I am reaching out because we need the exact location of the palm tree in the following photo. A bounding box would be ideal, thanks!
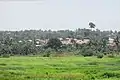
[89,22,95,30]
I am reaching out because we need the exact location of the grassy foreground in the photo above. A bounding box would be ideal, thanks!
[0,56,120,80]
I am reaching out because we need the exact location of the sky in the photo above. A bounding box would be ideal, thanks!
[0,0,120,31]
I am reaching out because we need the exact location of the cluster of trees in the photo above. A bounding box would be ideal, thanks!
[0,36,119,57]
[0,29,119,42]
[0,23,120,57]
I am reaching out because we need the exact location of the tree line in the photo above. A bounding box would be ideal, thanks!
[0,23,120,57]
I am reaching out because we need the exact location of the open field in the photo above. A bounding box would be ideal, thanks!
[0,56,120,80]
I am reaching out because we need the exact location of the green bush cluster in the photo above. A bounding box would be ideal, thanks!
[97,54,103,58]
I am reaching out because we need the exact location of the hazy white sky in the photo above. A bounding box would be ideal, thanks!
[0,0,120,31]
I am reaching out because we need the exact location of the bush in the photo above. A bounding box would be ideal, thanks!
[43,48,54,57]
[10,54,14,56]
[1,54,10,58]
[97,54,103,58]
[107,54,115,58]
[81,49,94,57]
[53,53,65,57]
[43,53,50,57]
[101,72,120,78]
[103,52,108,55]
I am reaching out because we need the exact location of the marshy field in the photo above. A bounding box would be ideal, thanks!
[0,56,120,80]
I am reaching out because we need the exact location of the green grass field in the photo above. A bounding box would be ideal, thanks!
[0,56,120,80]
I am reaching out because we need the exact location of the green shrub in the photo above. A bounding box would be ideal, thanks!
[1,54,10,58]
[101,72,120,78]
[97,54,103,58]
[107,54,115,58]
[81,49,94,57]
[10,54,14,56]
[43,53,50,57]
[103,52,108,55]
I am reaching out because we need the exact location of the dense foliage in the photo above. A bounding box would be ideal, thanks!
[0,28,120,57]
[47,38,62,51]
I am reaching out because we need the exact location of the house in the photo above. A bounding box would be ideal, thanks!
[107,37,116,46]
[76,39,90,44]
[28,40,32,42]
[108,37,114,44]
[18,40,22,43]
[60,38,90,45]
[35,39,48,46]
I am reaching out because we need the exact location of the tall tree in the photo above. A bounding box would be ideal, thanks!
[89,22,95,30]
[47,38,62,51]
